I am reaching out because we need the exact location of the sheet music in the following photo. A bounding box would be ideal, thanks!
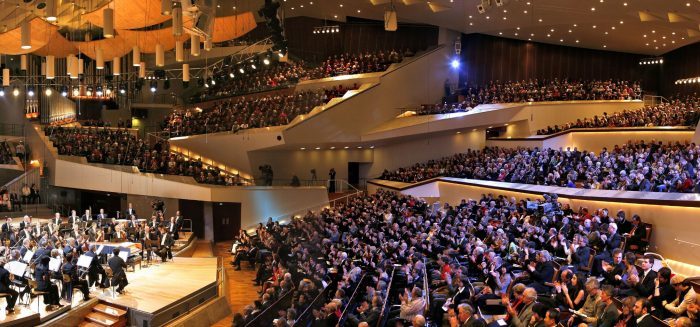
[77,254,92,268]
[22,250,34,263]
[6,261,27,277]
[97,245,105,255]
[118,250,129,261]
[496,319,507,326]
[49,257,61,272]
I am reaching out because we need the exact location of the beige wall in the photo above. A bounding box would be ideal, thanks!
[527,101,644,134]
[435,181,700,266]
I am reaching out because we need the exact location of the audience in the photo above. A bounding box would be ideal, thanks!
[419,79,642,116]
[230,190,698,327]
[165,85,356,137]
[380,140,700,193]
[537,97,700,135]
[0,141,15,165]
[45,126,247,186]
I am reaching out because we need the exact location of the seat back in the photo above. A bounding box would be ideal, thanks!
[642,225,652,242]
[580,249,596,272]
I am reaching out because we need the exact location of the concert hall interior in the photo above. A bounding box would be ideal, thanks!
[2,0,700,327]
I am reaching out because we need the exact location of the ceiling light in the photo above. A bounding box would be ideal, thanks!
[344,146,349,149]
[560,39,564,42]
[330,147,335,150]
[486,16,490,19]
[45,88,52,96]
[27,86,34,97]
[593,25,597,28]
[315,147,320,150]
[499,32,503,35]
[12,87,19,97]
[300,147,306,150]
[623,2,627,5]
[229,72,235,78]
[603,45,607,48]
[591,7,595,11]
[576,40,580,43]
[538,18,542,22]
[523,10,527,13]
[0,89,4,97]
[619,21,624,24]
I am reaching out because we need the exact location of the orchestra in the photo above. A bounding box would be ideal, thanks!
[0,200,184,316]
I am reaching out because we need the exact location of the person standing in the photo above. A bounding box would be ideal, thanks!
[328,168,336,193]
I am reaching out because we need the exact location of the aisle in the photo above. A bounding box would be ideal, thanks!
[211,242,259,327]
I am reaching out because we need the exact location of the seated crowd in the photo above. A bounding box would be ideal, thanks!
[229,190,698,327]
[0,141,15,165]
[196,49,407,101]
[537,97,700,135]
[164,85,356,137]
[380,140,700,193]
[420,79,642,115]
[45,126,246,186]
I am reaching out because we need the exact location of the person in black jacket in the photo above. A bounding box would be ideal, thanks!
[108,248,128,294]
[601,249,625,287]
[634,298,656,327]
[158,225,174,261]
[62,253,91,301]
[34,256,62,310]
[0,257,18,313]
[527,250,555,294]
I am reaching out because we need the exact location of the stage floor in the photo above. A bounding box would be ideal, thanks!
[98,257,218,315]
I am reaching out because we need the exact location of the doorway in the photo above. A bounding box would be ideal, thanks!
[212,202,241,242]
[348,162,360,187]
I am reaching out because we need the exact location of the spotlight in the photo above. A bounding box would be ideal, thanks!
[0,88,4,97]
[251,63,257,70]
[60,86,68,97]
[450,59,460,69]
[263,58,270,65]
[73,87,80,96]
[96,86,103,97]
[150,80,157,93]
[45,87,52,96]
[278,52,285,58]
[12,87,19,97]
[239,67,244,74]
[27,86,35,97]
[86,86,93,97]
[229,72,235,78]
[660,59,664,64]
[210,78,216,86]
[105,87,112,95]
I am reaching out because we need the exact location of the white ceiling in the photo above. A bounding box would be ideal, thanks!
[269,0,700,56]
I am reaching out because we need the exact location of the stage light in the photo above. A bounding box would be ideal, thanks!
[150,81,157,93]
[229,72,235,78]
[119,86,126,95]
[45,87,52,96]
[451,59,460,69]
[0,88,4,97]
[211,78,216,86]
[263,58,270,65]
[12,87,19,97]
[105,87,112,95]
[27,86,35,97]
[86,86,93,97]
[73,87,80,96]
[60,86,68,97]
[239,67,245,74]
[251,63,257,70]
[96,86,103,97]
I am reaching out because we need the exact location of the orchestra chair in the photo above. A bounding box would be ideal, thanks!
[0,292,11,312]
[28,279,49,312]
[62,274,84,302]
[103,267,116,298]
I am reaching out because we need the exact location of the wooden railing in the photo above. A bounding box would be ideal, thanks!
[293,281,336,327]
[245,289,295,327]
[337,272,369,326]
[376,267,397,327]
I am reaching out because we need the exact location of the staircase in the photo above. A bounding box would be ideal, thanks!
[79,302,128,327]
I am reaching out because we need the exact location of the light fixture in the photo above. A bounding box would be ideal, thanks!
[172,2,183,36]
[150,81,157,93]
[183,64,190,82]
[229,72,235,78]
[139,62,146,78]
[450,58,460,69]
[45,0,58,22]
[239,67,245,74]
[161,0,172,15]
[2,69,9,87]
[45,87,52,96]
[176,40,184,62]
[133,46,141,66]
[103,8,114,38]
[20,20,31,49]
[191,34,201,56]
[0,88,4,97]
[73,87,80,97]
[96,86,103,97]
[12,87,19,97]
[156,44,164,67]
[119,85,126,94]
[60,86,68,97]
[263,58,270,65]
[27,86,34,97]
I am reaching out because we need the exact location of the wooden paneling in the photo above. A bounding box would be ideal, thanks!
[659,42,700,97]
[212,202,241,242]
[459,34,658,93]
[285,16,438,63]
[179,199,205,238]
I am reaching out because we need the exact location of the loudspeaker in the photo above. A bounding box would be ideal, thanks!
[384,10,397,31]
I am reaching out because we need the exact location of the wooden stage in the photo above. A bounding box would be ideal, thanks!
[98,257,219,327]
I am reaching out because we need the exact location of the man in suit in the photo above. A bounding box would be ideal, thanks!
[128,215,139,228]
[625,215,648,251]
[596,285,620,327]
[81,209,91,222]
[448,303,485,327]
[158,225,174,261]
[126,203,136,218]
[96,209,108,221]
[571,236,591,272]
[168,216,179,240]
[528,250,555,293]
[51,213,62,226]
[601,249,625,286]
[0,257,19,313]
[68,210,79,224]
[108,248,128,294]
[634,298,656,327]
[85,245,108,288]
[62,253,91,301]
[626,254,658,298]
[34,256,63,311]
[504,287,537,327]
[1,217,11,242]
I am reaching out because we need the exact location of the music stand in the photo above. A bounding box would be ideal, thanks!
[118,248,130,262]
[6,261,27,278]
[49,257,61,272]
[22,250,34,263]
[77,255,92,269]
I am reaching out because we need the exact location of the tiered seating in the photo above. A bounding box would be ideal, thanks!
[0,141,14,164]
[164,85,357,137]
[536,96,700,135]
[230,189,696,326]
[200,61,310,101]
[45,126,247,186]
[380,140,700,193]
[419,79,642,115]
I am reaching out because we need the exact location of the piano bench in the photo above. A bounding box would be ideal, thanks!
[129,256,142,272]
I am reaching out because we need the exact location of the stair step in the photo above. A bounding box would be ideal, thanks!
[85,312,123,327]
[78,322,105,327]
[93,303,128,318]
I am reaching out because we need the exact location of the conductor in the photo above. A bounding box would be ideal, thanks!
[108,248,128,294]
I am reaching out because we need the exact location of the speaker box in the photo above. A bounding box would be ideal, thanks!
[384,10,397,31]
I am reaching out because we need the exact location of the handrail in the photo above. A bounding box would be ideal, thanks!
[337,272,369,326]
[422,263,430,311]
[245,289,295,327]
[293,281,336,327]
[376,267,397,327]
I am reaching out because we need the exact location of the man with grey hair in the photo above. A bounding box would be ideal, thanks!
[528,250,555,293]
[448,303,485,327]
[568,277,605,326]
[503,287,537,327]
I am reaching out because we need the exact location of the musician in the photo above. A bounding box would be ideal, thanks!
[126,203,136,217]
[87,223,99,242]
[32,222,42,240]
[113,224,127,241]
[52,213,62,225]
[44,222,57,238]
[63,238,76,256]
[34,256,63,311]
[19,215,31,231]
[94,227,105,242]
[128,215,139,228]
[69,224,81,239]
[1,217,11,242]
[168,216,179,240]
[66,210,77,224]
[85,245,108,288]
[141,225,158,262]
[61,253,91,301]
[149,216,159,230]
[175,211,184,230]
[19,239,31,258]
[0,257,18,313]
[9,228,21,247]
[108,248,128,294]
[96,209,108,220]
[158,225,174,262]
[81,209,92,222]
